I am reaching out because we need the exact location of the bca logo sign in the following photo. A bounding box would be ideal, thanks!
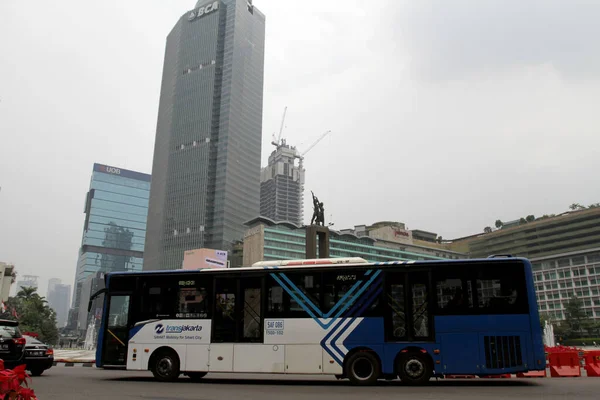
[188,1,219,21]
[155,324,165,334]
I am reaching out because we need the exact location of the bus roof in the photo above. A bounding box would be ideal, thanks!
[105,256,531,278]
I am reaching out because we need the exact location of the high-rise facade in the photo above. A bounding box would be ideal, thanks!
[144,0,266,270]
[15,275,38,293]
[47,279,71,328]
[260,144,304,225]
[70,163,150,329]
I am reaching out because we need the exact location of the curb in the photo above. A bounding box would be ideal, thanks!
[53,361,95,367]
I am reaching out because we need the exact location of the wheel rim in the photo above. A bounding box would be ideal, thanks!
[404,358,425,379]
[157,356,174,377]
[352,357,374,381]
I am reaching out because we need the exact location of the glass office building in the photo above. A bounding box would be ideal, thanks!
[144,0,266,270]
[242,217,449,267]
[71,163,150,323]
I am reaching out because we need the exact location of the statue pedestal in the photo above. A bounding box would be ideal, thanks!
[305,225,330,259]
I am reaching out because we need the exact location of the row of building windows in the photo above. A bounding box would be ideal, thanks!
[534,267,600,281]
[532,253,600,271]
[263,230,444,262]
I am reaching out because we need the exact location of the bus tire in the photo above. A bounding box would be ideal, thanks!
[345,351,380,386]
[187,372,207,381]
[397,352,432,385]
[151,349,180,382]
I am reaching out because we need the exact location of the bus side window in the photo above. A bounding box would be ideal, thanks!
[435,277,474,314]
[265,272,321,318]
[139,280,177,320]
[177,283,210,319]
[322,270,381,317]
[475,264,529,314]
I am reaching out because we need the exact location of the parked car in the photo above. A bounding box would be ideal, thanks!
[23,336,53,376]
[0,320,26,368]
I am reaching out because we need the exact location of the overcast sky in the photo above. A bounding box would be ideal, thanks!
[1,0,599,296]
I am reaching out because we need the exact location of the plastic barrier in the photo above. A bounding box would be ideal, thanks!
[584,351,600,377]
[548,351,581,377]
[517,370,546,378]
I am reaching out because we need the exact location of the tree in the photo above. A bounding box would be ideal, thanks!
[539,314,548,330]
[484,226,493,233]
[519,217,527,224]
[564,296,591,336]
[526,215,535,223]
[588,203,600,209]
[1,287,58,345]
[17,287,38,301]
[495,220,503,229]
[553,321,573,341]
[569,203,584,211]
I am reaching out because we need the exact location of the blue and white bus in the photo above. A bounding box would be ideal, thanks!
[90,256,545,385]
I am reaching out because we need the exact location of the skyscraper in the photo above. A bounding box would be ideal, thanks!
[15,275,38,293]
[70,163,150,329]
[260,143,304,225]
[144,0,266,270]
[47,279,71,328]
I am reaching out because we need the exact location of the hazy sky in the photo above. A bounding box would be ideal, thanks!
[1,0,599,295]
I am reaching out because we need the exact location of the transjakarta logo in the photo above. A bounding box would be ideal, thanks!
[155,323,202,334]
[188,1,219,21]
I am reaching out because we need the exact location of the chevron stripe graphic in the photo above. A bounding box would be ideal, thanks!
[269,269,382,330]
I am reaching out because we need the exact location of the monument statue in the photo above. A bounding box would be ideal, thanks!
[310,191,325,226]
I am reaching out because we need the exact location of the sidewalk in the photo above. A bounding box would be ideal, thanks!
[54,349,95,363]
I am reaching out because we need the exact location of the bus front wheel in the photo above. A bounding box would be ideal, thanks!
[345,351,381,386]
[397,352,432,385]
[151,349,180,382]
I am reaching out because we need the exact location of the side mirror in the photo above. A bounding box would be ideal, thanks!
[88,288,108,312]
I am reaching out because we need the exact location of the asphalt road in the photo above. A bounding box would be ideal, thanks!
[29,367,600,400]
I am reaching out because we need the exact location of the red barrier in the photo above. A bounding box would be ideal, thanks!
[517,370,546,378]
[481,374,511,378]
[548,351,581,377]
[584,351,600,377]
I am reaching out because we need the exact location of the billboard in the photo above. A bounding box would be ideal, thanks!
[182,248,228,270]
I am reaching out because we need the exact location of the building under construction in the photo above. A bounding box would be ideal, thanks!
[259,107,329,226]
[260,142,304,225]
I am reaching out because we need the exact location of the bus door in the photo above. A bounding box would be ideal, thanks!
[211,276,263,372]
[385,271,434,342]
[212,276,263,343]
[102,293,132,367]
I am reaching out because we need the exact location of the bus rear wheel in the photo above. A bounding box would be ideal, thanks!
[345,352,381,386]
[187,372,207,381]
[397,352,432,385]
[151,349,180,382]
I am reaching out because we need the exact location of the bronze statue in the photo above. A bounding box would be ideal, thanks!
[310,191,325,226]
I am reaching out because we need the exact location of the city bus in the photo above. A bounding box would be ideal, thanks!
[90,255,545,385]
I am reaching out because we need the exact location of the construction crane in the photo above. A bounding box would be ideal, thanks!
[270,106,288,149]
[297,130,331,170]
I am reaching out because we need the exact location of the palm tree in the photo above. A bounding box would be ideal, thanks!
[17,286,38,301]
